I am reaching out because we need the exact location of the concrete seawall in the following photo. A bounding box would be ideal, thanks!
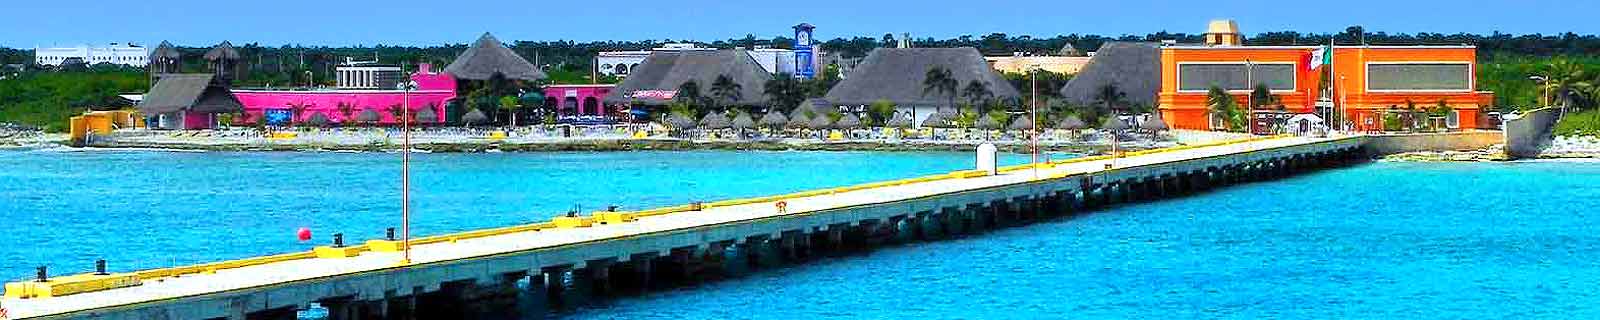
[1362,131,1505,156]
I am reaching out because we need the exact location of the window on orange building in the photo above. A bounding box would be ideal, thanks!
[1178,63,1295,92]
[1367,63,1471,91]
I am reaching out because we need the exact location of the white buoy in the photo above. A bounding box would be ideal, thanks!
[976,143,998,176]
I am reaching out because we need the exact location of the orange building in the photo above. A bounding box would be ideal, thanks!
[1157,45,1495,131]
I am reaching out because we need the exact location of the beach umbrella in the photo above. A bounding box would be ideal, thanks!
[808,114,834,130]
[976,114,1003,130]
[1139,114,1169,132]
[306,112,331,127]
[700,112,732,129]
[920,112,947,128]
[886,115,913,128]
[731,112,756,130]
[759,111,789,128]
[415,107,439,124]
[1008,116,1034,131]
[788,106,812,124]
[666,113,696,129]
[463,109,489,125]
[1055,115,1086,130]
[1101,116,1130,132]
[835,113,862,129]
[357,109,382,123]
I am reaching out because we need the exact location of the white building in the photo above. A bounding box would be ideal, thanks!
[35,43,149,67]
[596,43,822,78]
[335,58,405,89]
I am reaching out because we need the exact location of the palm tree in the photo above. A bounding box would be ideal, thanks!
[961,80,993,113]
[335,102,355,125]
[763,73,805,112]
[1545,58,1590,111]
[710,74,742,110]
[1207,86,1243,132]
[499,95,520,126]
[288,102,310,126]
[1095,84,1126,115]
[922,66,958,111]
[677,80,705,111]
[386,104,409,125]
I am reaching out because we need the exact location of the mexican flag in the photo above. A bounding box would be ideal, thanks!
[1309,45,1332,70]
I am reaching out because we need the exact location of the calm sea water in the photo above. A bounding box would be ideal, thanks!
[0,149,1028,281]
[3,150,1598,318]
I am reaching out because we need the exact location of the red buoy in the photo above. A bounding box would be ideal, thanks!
[296,227,312,242]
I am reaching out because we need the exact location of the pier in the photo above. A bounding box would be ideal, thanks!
[2,135,1366,320]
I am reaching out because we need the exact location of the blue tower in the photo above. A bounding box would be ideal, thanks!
[793,23,816,79]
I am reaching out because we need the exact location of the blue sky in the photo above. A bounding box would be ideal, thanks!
[2,0,1595,48]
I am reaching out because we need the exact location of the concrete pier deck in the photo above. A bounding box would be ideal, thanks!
[1,135,1365,319]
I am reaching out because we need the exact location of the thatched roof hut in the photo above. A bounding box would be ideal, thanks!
[1008,116,1034,131]
[665,113,696,128]
[203,41,239,61]
[807,114,834,130]
[358,109,382,123]
[463,109,489,125]
[1101,116,1131,132]
[1139,114,1169,131]
[1055,115,1086,130]
[700,112,732,129]
[824,47,1020,107]
[976,114,1003,130]
[444,33,546,81]
[150,41,182,61]
[137,74,242,115]
[1059,42,1160,108]
[306,112,331,127]
[731,112,756,129]
[887,115,914,128]
[759,112,789,128]
[835,113,862,129]
[603,50,772,106]
[416,107,439,123]
[921,111,951,128]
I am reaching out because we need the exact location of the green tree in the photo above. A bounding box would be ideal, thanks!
[499,95,520,126]
[1207,86,1245,132]
[676,80,706,113]
[763,73,806,112]
[867,99,897,126]
[1095,83,1126,115]
[961,80,994,113]
[709,74,742,110]
[922,66,958,111]
[1248,83,1278,110]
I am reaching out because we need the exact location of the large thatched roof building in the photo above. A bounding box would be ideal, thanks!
[445,33,546,81]
[1058,42,1161,109]
[138,74,243,130]
[602,50,772,106]
[824,47,1020,107]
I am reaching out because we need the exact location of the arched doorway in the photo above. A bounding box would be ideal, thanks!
[614,64,628,75]
[562,97,579,117]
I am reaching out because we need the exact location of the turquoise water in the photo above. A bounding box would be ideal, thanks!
[559,161,1600,319]
[0,149,1028,281]
[4,150,1599,318]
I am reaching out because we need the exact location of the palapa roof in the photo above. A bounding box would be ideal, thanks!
[835,113,862,128]
[1059,42,1161,108]
[700,112,732,129]
[416,107,439,123]
[150,41,182,61]
[463,109,489,124]
[358,109,382,123]
[1008,116,1034,130]
[731,112,756,129]
[758,112,789,127]
[666,113,697,128]
[1055,115,1086,129]
[137,74,242,114]
[887,114,913,128]
[824,47,1020,106]
[976,114,1003,130]
[1139,114,1169,131]
[604,50,772,106]
[203,41,239,61]
[445,33,546,81]
[807,114,834,129]
[1101,116,1131,131]
[306,112,331,127]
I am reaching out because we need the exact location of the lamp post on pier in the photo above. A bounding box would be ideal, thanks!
[397,80,419,265]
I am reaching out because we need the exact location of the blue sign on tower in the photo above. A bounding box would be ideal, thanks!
[793,23,816,79]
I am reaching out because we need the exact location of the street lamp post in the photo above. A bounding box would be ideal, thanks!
[397,80,419,265]
[1030,67,1040,179]
[1529,75,1549,108]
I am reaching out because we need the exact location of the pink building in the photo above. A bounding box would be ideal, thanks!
[233,64,456,125]
[544,84,615,117]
